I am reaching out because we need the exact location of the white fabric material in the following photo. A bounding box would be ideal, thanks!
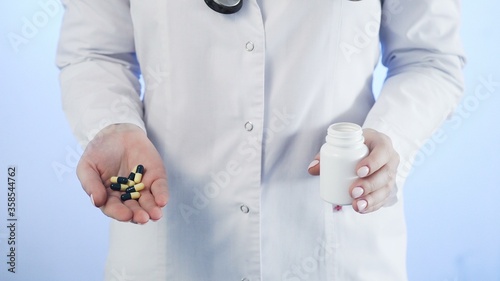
[57,0,464,280]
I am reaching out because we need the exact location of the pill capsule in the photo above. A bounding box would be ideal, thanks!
[127,179,136,186]
[110,183,129,191]
[134,174,143,184]
[134,165,144,183]
[135,165,144,174]
[125,183,145,193]
[110,176,129,184]
[121,192,141,201]
[128,165,137,180]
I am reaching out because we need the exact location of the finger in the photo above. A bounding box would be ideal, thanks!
[150,178,169,208]
[356,129,396,178]
[76,160,108,207]
[307,153,321,176]
[141,165,169,207]
[350,164,396,213]
[123,198,150,224]
[351,162,397,199]
[353,184,393,213]
[100,194,134,222]
[137,191,163,221]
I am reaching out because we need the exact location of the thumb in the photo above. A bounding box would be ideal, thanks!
[150,177,169,207]
[307,153,320,176]
[76,161,108,207]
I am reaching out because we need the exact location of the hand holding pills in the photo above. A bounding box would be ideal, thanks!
[76,124,169,224]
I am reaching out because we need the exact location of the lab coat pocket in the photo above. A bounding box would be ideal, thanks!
[325,201,408,280]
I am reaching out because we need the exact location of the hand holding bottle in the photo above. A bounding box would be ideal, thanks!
[308,125,400,214]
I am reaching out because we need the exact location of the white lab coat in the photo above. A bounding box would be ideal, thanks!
[57,0,465,280]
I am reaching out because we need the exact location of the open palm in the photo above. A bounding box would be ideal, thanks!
[77,124,168,224]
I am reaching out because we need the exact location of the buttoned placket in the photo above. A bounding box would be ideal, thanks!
[237,3,266,280]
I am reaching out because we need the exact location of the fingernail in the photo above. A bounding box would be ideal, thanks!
[357,200,368,212]
[352,187,364,199]
[90,194,96,207]
[308,159,320,170]
[151,216,162,222]
[357,166,369,177]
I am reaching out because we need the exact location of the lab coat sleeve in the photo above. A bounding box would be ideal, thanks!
[56,0,144,147]
[363,0,466,187]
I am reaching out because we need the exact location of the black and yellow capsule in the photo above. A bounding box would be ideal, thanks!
[134,164,144,183]
[121,192,141,201]
[128,165,137,180]
[125,183,145,193]
[110,183,129,191]
[110,176,129,184]
[135,165,144,174]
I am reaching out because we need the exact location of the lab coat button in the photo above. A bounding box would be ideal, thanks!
[244,121,254,131]
[245,41,254,52]
[240,205,250,213]
[241,278,250,281]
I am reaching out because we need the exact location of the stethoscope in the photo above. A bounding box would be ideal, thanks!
[205,0,361,14]
[205,0,243,14]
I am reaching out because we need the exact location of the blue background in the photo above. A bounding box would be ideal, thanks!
[1,1,499,280]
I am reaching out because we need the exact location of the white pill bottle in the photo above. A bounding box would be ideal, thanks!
[320,122,369,205]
